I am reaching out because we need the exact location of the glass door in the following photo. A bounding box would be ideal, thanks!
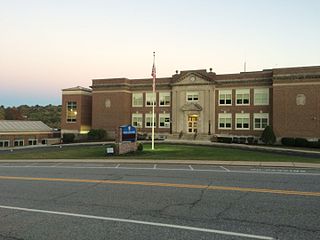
[188,115,198,133]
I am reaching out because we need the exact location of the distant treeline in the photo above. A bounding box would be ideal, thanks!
[0,105,62,129]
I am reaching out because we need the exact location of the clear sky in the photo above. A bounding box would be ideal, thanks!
[1,0,319,106]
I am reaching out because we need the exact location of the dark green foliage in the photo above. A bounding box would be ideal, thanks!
[308,141,320,148]
[261,125,276,145]
[62,133,75,143]
[137,142,143,151]
[1,105,62,128]
[232,137,239,144]
[294,138,309,148]
[137,133,148,140]
[217,137,233,143]
[247,137,254,145]
[281,137,295,146]
[239,137,246,144]
[87,129,107,141]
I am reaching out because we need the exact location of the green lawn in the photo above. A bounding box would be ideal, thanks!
[0,143,319,163]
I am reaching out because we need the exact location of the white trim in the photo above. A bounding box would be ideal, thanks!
[253,113,269,130]
[159,92,171,107]
[236,89,250,106]
[186,91,199,102]
[131,113,143,128]
[235,113,250,130]
[218,90,232,106]
[159,113,170,128]
[145,92,156,107]
[254,88,269,106]
[218,113,232,129]
[132,92,143,107]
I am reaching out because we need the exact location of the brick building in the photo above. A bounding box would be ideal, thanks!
[61,66,320,141]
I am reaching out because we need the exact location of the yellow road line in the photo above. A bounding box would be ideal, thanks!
[0,175,319,197]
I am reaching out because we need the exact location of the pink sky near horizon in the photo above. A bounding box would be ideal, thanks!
[0,0,319,106]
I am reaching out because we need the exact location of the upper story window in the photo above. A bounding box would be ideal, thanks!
[159,113,170,128]
[254,88,269,105]
[219,90,232,105]
[159,92,171,106]
[236,89,250,105]
[218,113,232,129]
[235,113,250,130]
[146,92,156,106]
[132,113,143,128]
[186,92,199,102]
[132,93,143,107]
[67,101,77,123]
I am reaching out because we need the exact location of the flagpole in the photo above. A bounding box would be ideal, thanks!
[151,52,156,150]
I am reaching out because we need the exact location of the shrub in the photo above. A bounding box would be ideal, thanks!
[232,137,239,144]
[261,126,276,145]
[281,137,295,146]
[62,133,75,143]
[87,129,106,141]
[137,133,147,140]
[137,142,143,151]
[294,138,309,148]
[239,137,246,144]
[308,141,320,148]
[247,137,254,145]
[217,137,233,143]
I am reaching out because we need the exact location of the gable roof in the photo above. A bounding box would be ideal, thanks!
[0,120,52,133]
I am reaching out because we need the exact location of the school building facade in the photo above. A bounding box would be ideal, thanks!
[61,66,320,141]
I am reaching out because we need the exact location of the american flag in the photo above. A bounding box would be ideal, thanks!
[151,52,156,92]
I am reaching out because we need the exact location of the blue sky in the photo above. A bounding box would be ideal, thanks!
[0,0,319,106]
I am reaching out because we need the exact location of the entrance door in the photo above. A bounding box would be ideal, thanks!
[188,115,198,133]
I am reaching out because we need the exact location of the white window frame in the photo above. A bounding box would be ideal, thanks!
[235,113,250,130]
[145,92,156,107]
[186,91,199,102]
[254,88,269,106]
[132,113,143,128]
[0,140,10,148]
[14,139,24,147]
[254,113,269,130]
[159,113,170,128]
[236,89,250,105]
[218,90,232,106]
[28,139,38,146]
[132,93,143,107]
[145,113,156,128]
[218,113,232,129]
[159,92,171,106]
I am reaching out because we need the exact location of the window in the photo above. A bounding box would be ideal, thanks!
[132,113,143,128]
[236,89,250,105]
[159,92,171,106]
[218,113,232,129]
[67,101,77,122]
[28,139,38,145]
[159,113,170,128]
[254,88,269,105]
[219,90,232,105]
[0,140,9,148]
[254,113,269,130]
[14,139,24,147]
[132,93,143,107]
[186,92,199,102]
[236,113,250,130]
[146,93,156,106]
[145,113,156,128]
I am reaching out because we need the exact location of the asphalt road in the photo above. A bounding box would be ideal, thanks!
[0,162,319,240]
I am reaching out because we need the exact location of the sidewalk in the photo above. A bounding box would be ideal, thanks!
[0,159,319,168]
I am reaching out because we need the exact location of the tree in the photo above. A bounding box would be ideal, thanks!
[261,125,276,145]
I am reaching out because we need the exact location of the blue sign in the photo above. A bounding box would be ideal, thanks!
[120,125,137,142]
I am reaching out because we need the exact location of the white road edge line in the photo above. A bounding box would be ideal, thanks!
[0,205,274,240]
[220,166,230,172]
[189,165,194,170]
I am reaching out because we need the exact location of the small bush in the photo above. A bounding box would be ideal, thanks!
[217,137,233,143]
[62,133,75,143]
[308,141,320,148]
[87,129,106,141]
[247,137,254,145]
[281,137,295,146]
[294,138,309,148]
[137,142,143,151]
[232,137,239,144]
[261,126,276,145]
[239,137,246,144]
[137,133,147,140]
